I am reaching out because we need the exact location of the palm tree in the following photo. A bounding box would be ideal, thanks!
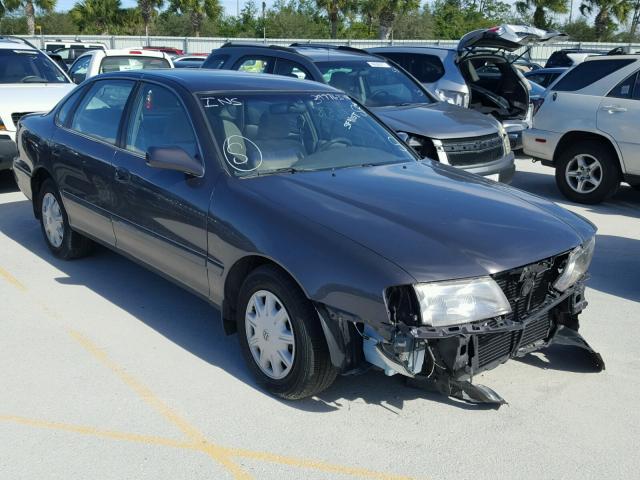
[4,0,56,35]
[70,0,122,34]
[138,0,163,36]
[316,0,352,39]
[515,0,568,29]
[168,0,222,37]
[358,0,419,40]
[580,0,633,40]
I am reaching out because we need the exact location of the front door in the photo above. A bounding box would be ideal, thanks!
[597,70,640,175]
[111,82,211,297]
[53,79,136,245]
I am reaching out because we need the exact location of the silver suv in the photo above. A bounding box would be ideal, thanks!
[369,24,566,150]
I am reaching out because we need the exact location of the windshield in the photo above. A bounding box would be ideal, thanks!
[315,60,432,108]
[0,49,68,84]
[199,92,416,176]
[99,56,171,73]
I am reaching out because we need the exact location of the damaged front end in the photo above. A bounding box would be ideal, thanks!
[365,244,604,406]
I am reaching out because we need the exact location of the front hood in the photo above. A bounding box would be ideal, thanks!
[245,161,594,283]
[371,102,500,139]
[0,84,75,128]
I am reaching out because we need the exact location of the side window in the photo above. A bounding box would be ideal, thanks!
[634,74,640,100]
[274,58,311,79]
[69,56,91,83]
[608,72,637,99]
[412,54,445,83]
[125,83,198,158]
[553,59,635,92]
[55,86,87,126]
[70,80,134,144]
[234,56,273,73]
[202,54,229,69]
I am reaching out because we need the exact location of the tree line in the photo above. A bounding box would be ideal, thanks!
[1,0,640,42]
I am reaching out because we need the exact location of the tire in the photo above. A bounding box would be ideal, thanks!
[38,179,93,259]
[555,140,620,204]
[236,265,337,400]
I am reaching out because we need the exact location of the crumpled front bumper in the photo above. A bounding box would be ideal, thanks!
[368,281,604,406]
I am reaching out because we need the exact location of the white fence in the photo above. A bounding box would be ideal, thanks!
[19,34,640,64]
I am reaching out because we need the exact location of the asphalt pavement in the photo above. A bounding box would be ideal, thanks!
[0,158,638,480]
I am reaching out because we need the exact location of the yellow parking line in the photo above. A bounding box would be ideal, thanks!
[0,266,27,292]
[68,329,251,480]
[0,414,192,450]
[1,266,418,479]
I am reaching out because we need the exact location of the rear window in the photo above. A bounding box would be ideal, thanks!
[202,54,229,69]
[0,49,68,84]
[378,52,445,83]
[99,56,170,73]
[552,59,635,92]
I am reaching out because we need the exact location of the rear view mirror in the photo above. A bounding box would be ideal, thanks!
[146,146,204,177]
[396,132,410,143]
[71,73,85,84]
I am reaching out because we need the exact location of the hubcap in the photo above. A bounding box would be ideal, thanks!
[245,290,295,380]
[41,192,64,248]
[565,154,602,194]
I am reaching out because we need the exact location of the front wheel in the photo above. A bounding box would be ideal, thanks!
[236,265,337,399]
[555,141,620,204]
[38,179,93,259]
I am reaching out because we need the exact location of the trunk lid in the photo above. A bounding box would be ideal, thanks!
[458,25,567,54]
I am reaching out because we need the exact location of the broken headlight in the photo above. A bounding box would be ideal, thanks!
[553,236,596,292]
[413,277,511,327]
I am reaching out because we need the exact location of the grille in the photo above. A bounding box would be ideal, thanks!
[477,313,552,368]
[477,330,519,368]
[11,112,33,127]
[441,133,504,167]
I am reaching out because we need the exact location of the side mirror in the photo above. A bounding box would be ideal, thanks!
[396,132,410,143]
[71,73,85,84]
[146,146,204,177]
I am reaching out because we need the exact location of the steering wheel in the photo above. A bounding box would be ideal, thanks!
[369,90,391,103]
[318,137,352,151]
[21,76,43,83]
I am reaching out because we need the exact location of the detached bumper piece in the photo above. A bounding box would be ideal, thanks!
[380,255,604,406]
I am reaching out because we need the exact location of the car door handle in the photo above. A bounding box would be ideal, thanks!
[601,105,627,113]
[114,167,130,183]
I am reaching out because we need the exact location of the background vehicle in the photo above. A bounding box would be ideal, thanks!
[524,67,568,87]
[203,42,515,182]
[544,48,608,68]
[13,69,600,403]
[0,36,74,172]
[523,55,640,203]
[143,46,184,57]
[369,26,564,151]
[46,42,106,67]
[68,48,173,83]
[173,55,207,68]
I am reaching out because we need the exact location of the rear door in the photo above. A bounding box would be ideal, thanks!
[111,81,212,296]
[53,79,135,245]
[597,71,640,174]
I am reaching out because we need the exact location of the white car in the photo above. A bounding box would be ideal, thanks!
[68,48,174,84]
[523,54,640,203]
[0,36,75,172]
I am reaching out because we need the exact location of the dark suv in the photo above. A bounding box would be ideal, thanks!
[203,43,515,183]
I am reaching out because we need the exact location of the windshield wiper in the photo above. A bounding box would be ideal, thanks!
[255,167,307,176]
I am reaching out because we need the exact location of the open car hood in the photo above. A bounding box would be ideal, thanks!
[458,24,567,53]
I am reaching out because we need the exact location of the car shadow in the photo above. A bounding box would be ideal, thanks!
[511,168,640,220]
[516,345,604,373]
[0,171,18,193]
[0,198,503,411]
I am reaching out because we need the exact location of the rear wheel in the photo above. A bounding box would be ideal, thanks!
[555,141,620,204]
[38,179,93,259]
[236,265,337,399]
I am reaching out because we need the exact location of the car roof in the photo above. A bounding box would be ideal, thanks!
[583,54,640,61]
[0,37,36,51]
[368,46,454,54]
[102,48,169,58]
[97,68,341,93]
[218,43,382,63]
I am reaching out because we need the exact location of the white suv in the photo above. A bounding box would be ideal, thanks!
[0,36,75,172]
[524,55,640,203]
[68,48,173,84]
